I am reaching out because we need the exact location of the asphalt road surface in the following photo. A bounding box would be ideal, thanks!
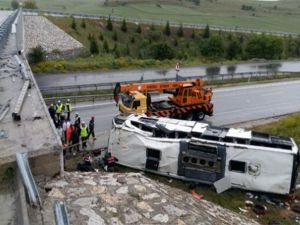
[36,60,300,88]
[72,80,300,133]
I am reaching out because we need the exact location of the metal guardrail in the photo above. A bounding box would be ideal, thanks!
[16,152,42,208]
[44,94,113,105]
[54,201,70,225]
[43,71,297,104]
[0,10,18,54]
[23,9,299,37]
[40,71,297,95]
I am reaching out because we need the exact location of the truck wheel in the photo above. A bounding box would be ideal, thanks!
[185,111,194,121]
[195,110,205,121]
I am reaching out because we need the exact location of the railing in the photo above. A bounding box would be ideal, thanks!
[40,71,297,95]
[43,71,298,104]
[23,9,299,37]
[44,94,113,105]
[0,10,18,54]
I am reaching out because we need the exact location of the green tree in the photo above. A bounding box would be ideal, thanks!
[245,35,283,59]
[164,21,171,36]
[177,24,184,37]
[200,36,224,58]
[202,24,210,39]
[149,42,174,60]
[11,0,19,9]
[99,33,104,40]
[113,31,118,41]
[90,37,99,54]
[113,43,120,57]
[150,23,155,31]
[81,19,86,29]
[103,40,109,53]
[191,29,196,39]
[71,17,76,30]
[27,45,46,64]
[121,18,127,32]
[226,40,242,60]
[23,0,38,9]
[136,24,142,34]
[106,16,113,31]
[125,43,130,55]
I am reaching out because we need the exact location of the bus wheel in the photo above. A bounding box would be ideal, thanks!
[196,110,205,121]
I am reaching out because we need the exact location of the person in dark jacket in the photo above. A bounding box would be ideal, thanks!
[104,152,119,172]
[71,125,80,154]
[88,116,96,141]
[48,104,56,122]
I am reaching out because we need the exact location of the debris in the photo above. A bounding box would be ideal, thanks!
[253,203,267,215]
[245,200,254,207]
[191,190,204,200]
[213,177,231,194]
[0,129,8,139]
[245,192,254,199]
[238,207,248,213]
[291,203,300,213]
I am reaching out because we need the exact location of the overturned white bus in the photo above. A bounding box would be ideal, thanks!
[108,114,299,195]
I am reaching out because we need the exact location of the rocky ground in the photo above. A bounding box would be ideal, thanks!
[24,15,83,58]
[37,171,260,225]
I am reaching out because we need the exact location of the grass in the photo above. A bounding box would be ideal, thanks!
[254,113,300,146]
[3,0,300,33]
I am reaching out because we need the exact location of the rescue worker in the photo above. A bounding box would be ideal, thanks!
[48,104,56,122]
[80,121,88,150]
[88,116,96,141]
[77,153,94,172]
[65,99,72,121]
[104,152,119,172]
[55,100,64,125]
[74,112,81,129]
[71,124,80,154]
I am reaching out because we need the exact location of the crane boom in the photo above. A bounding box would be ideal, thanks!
[116,79,204,93]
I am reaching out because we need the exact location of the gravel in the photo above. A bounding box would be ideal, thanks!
[24,15,83,54]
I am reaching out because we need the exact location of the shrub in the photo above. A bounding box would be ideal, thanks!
[164,21,171,36]
[121,18,127,32]
[136,24,142,34]
[23,0,37,9]
[106,16,113,31]
[11,0,19,9]
[81,19,86,29]
[149,42,174,60]
[71,17,76,30]
[90,37,99,54]
[27,45,46,64]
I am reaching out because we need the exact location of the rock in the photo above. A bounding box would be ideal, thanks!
[80,207,106,225]
[48,188,65,199]
[134,184,147,192]
[142,193,160,200]
[73,197,98,208]
[106,206,117,214]
[45,180,68,188]
[116,186,128,194]
[110,217,123,225]
[152,214,169,223]
[137,201,154,212]
[163,204,187,216]
[123,208,142,224]
[84,179,96,186]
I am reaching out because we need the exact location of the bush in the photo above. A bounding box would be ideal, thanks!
[136,24,142,34]
[11,0,19,9]
[164,21,171,36]
[23,0,37,9]
[90,37,99,54]
[121,18,127,32]
[149,42,174,60]
[27,45,46,64]
[106,16,113,31]
[71,17,76,30]
[81,19,86,29]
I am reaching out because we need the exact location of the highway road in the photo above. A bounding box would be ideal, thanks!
[73,80,300,133]
[35,60,300,89]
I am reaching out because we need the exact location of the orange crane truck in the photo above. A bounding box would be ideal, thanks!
[113,79,213,121]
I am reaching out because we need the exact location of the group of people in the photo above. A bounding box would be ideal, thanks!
[78,152,119,172]
[48,99,96,154]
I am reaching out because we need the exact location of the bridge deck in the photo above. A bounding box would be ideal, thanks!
[0,11,61,167]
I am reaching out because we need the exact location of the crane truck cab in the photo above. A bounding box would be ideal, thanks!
[119,91,147,114]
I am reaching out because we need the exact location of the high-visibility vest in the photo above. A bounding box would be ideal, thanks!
[65,103,72,112]
[80,126,88,138]
[56,103,63,113]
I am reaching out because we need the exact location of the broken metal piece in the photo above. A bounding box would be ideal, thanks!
[54,201,70,225]
[213,177,231,194]
[12,80,30,121]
